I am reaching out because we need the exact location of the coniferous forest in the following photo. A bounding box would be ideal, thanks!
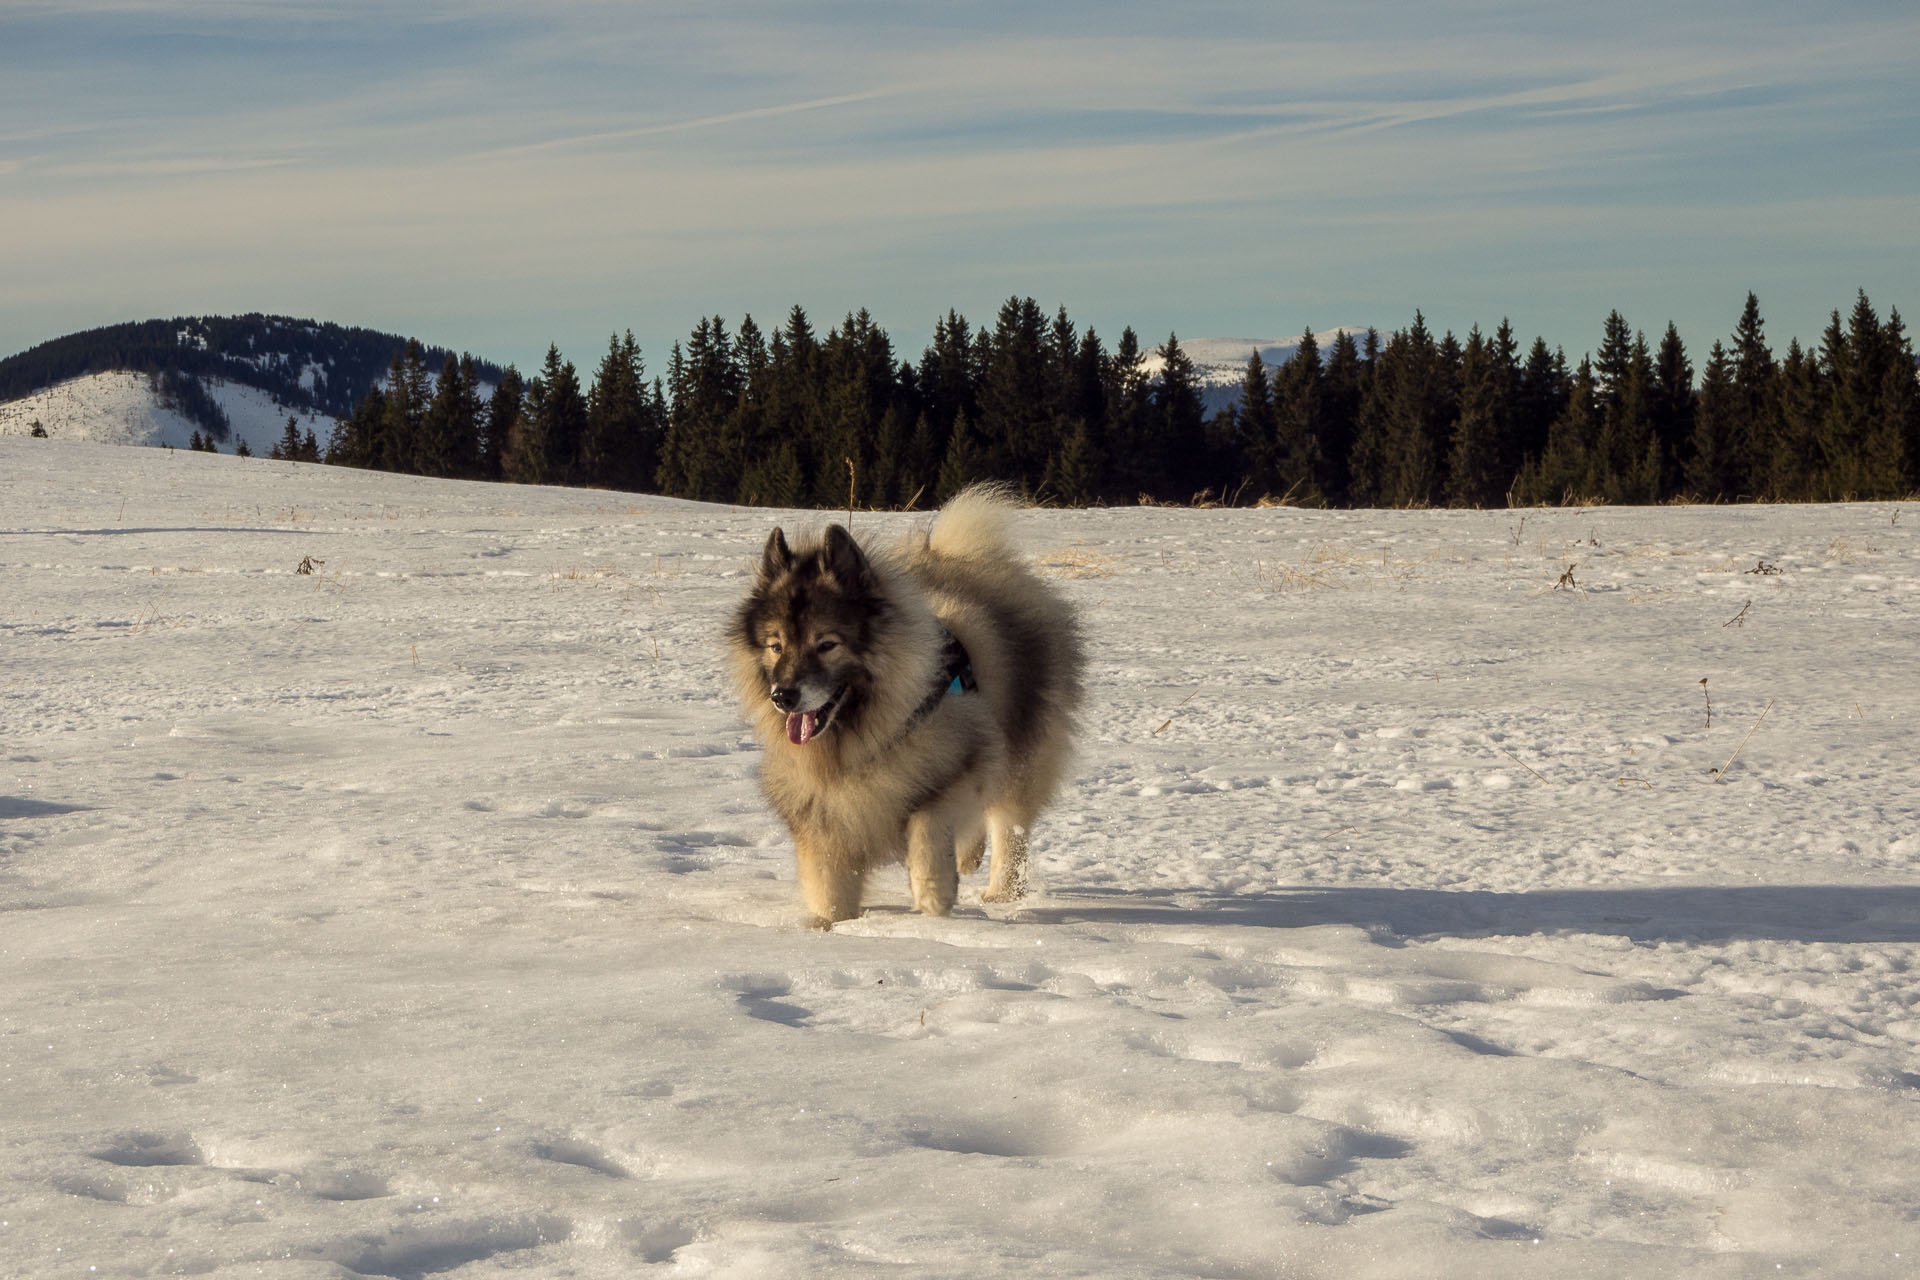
[323,292,1918,507]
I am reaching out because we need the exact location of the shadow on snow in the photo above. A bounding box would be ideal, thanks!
[1023,883,1920,945]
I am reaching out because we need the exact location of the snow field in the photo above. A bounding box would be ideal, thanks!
[2,438,1918,1278]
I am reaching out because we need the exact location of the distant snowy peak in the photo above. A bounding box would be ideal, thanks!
[1142,327,1370,412]
[1142,328,1369,377]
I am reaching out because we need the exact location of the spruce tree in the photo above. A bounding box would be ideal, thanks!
[1486,320,1523,501]
[1236,349,1278,490]
[660,319,746,501]
[1519,358,1599,505]
[1814,293,1887,499]
[1592,321,1658,503]
[1272,331,1324,502]
[1867,305,1914,496]
[1103,328,1155,502]
[506,369,552,486]
[331,387,387,467]
[481,369,522,482]
[416,354,482,479]
[379,341,431,474]
[1152,334,1208,501]
[977,297,1051,482]
[532,345,588,484]
[274,415,302,461]
[724,317,771,502]
[1351,315,1443,506]
[901,413,940,507]
[1050,420,1098,506]
[1316,330,1364,503]
[766,309,823,501]
[918,311,977,448]
[809,310,893,508]
[742,441,804,509]
[1650,323,1695,495]
[936,406,984,502]
[1516,338,1568,466]
[1772,339,1824,500]
[582,332,654,491]
[1446,328,1502,507]
[1591,311,1658,501]
[1727,294,1777,497]
[1685,342,1739,500]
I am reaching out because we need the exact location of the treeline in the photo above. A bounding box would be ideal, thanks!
[152,369,232,442]
[323,291,1919,507]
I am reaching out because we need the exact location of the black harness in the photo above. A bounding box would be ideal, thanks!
[906,628,975,728]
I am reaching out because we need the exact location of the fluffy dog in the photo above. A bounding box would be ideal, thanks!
[729,487,1083,927]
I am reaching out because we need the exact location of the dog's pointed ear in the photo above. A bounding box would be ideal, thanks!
[760,528,793,579]
[821,524,867,588]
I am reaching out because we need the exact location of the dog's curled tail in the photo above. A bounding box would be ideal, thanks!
[924,482,1021,562]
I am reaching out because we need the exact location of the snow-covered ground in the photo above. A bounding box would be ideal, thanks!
[0,371,333,458]
[4,437,1917,1279]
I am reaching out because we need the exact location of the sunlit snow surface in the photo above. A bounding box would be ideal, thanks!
[4,438,1918,1279]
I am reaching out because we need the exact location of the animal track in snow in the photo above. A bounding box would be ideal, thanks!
[620,1218,701,1264]
[89,1131,203,1167]
[531,1137,631,1179]
[326,1215,573,1280]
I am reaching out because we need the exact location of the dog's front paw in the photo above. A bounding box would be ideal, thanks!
[912,892,955,917]
[981,883,1027,904]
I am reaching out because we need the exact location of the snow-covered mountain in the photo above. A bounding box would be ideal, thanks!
[0,369,335,456]
[1143,328,1369,414]
[0,314,503,455]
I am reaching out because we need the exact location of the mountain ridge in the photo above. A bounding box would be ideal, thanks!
[0,314,508,455]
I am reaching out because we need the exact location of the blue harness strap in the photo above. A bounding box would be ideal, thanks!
[941,629,977,695]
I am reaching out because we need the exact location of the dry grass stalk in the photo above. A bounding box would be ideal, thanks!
[1552,562,1588,600]
[1710,699,1775,781]
[1498,747,1547,783]
[1035,546,1122,579]
[1152,690,1199,736]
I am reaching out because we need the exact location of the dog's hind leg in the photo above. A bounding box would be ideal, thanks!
[983,807,1029,902]
[905,811,958,917]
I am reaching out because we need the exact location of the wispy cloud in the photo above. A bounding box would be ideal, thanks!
[2,2,1917,369]
[478,88,905,159]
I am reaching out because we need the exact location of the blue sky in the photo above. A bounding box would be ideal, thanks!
[3,0,1917,376]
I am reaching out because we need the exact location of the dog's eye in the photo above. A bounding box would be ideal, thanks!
[816,639,839,654]
[764,639,783,654]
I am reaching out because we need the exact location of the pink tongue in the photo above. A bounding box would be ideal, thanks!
[785,711,817,745]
